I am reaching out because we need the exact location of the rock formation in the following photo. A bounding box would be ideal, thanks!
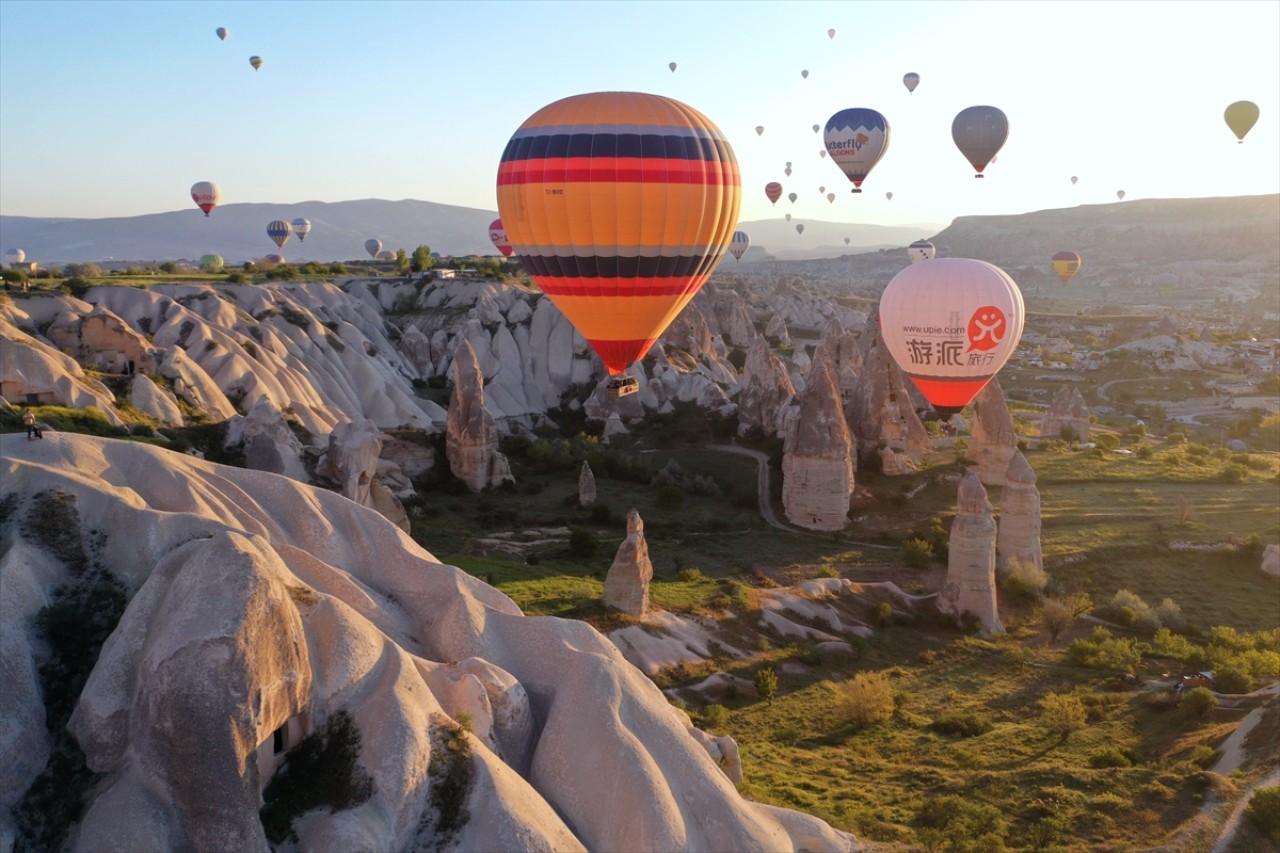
[127,374,184,426]
[764,313,791,347]
[604,509,653,616]
[226,397,310,483]
[782,361,855,531]
[1262,544,1280,578]
[446,339,515,493]
[939,471,1004,635]
[847,311,926,473]
[0,331,124,425]
[578,461,596,508]
[323,418,410,532]
[811,318,861,400]
[737,335,795,438]
[966,378,1019,486]
[1041,387,1091,443]
[0,434,855,852]
[997,451,1043,576]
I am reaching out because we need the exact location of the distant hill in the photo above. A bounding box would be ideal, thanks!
[734,217,943,260]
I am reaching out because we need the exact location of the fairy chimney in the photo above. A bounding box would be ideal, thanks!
[940,471,1004,635]
[1042,387,1091,443]
[604,509,653,616]
[966,378,1018,486]
[579,461,597,508]
[737,335,796,438]
[446,339,515,493]
[997,451,1042,576]
[782,360,855,531]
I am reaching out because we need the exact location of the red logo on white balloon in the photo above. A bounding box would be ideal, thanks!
[966,306,1006,352]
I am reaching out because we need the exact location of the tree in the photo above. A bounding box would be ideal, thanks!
[754,668,777,706]
[1059,423,1079,446]
[1180,686,1217,720]
[568,527,597,558]
[833,672,895,728]
[1039,692,1087,741]
[1040,591,1092,644]
[394,248,410,275]
[1246,787,1280,845]
[410,244,433,273]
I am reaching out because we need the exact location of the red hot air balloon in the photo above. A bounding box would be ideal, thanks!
[878,258,1025,416]
[1051,251,1082,283]
[488,219,513,256]
[190,181,221,216]
[765,182,783,205]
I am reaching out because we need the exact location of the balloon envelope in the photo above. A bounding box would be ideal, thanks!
[785,214,791,222]
[827,193,836,203]
[215,27,228,41]
[907,240,935,264]
[669,62,677,72]
[488,218,513,256]
[1224,101,1259,142]
[1051,251,1082,284]
[903,72,920,93]
[795,224,804,234]
[844,237,851,245]
[765,182,783,204]
[264,254,285,265]
[267,220,292,249]
[365,238,382,258]
[886,192,893,200]
[6,248,26,263]
[828,28,836,39]
[249,55,263,70]
[729,230,750,261]
[1071,175,1078,185]
[495,91,741,376]
[879,257,1025,416]
[1116,190,1125,200]
[824,108,890,192]
[190,181,221,216]
[788,192,798,203]
[376,250,396,260]
[784,166,792,176]
[952,106,1008,177]
[199,254,224,271]
[291,218,311,241]
[812,124,820,133]
[756,126,764,136]
[801,70,809,79]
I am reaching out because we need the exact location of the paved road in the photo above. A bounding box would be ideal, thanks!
[707,444,792,532]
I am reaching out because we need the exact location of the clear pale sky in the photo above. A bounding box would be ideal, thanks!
[1,0,1276,229]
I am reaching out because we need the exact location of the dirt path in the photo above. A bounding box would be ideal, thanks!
[1210,767,1280,853]
[706,445,792,532]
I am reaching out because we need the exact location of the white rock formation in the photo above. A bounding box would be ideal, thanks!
[127,374,184,426]
[966,378,1019,486]
[1262,544,1280,578]
[0,433,856,852]
[997,451,1043,576]
[848,310,927,474]
[226,397,310,483]
[811,318,861,400]
[939,471,1004,635]
[764,314,791,347]
[604,509,653,616]
[1041,387,1092,443]
[737,335,795,438]
[578,461,596,508]
[0,329,124,425]
[782,361,854,531]
[446,340,515,493]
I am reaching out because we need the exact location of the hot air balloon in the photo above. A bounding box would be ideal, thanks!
[190,181,221,216]
[1224,101,1259,142]
[795,224,805,234]
[785,214,792,222]
[267,220,292,249]
[377,250,397,261]
[6,248,26,264]
[1051,251,1082,284]
[264,254,285,265]
[765,182,783,204]
[756,126,765,136]
[812,124,820,133]
[907,239,935,264]
[199,254,224,272]
[496,90,741,398]
[215,27,228,41]
[801,70,809,79]
[788,192,798,204]
[879,257,1025,416]
[729,231,750,261]
[1116,190,1126,200]
[824,108,889,193]
[786,161,792,168]
[844,237,851,246]
[1071,175,1078,185]
[481,219,510,256]
[818,149,827,159]
[828,28,836,39]
[669,62,677,73]
[365,238,382,258]
[952,106,1008,177]
[249,56,263,71]
[886,192,894,201]
[827,193,836,203]
[903,73,920,94]
[819,186,826,193]
[291,218,311,242]
[784,166,792,176]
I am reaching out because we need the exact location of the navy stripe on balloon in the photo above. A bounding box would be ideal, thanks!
[501,133,733,163]
[519,253,715,279]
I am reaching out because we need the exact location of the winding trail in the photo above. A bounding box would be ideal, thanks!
[1208,684,1280,852]
[707,444,791,532]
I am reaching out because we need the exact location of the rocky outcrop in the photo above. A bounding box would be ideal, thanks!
[811,318,860,400]
[939,471,1004,635]
[966,378,1018,486]
[737,336,795,438]
[578,462,596,508]
[2,434,856,852]
[446,339,515,493]
[764,314,791,347]
[0,330,124,425]
[1262,544,1280,578]
[604,509,653,616]
[127,375,185,426]
[847,311,926,473]
[46,304,159,376]
[1041,387,1091,443]
[997,451,1042,576]
[782,362,854,531]
[227,397,310,483]
[323,419,410,532]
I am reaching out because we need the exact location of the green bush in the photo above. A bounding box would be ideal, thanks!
[834,672,895,728]
[568,527,598,558]
[1246,787,1280,845]
[754,668,778,705]
[1180,686,1218,720]
[1039,692,1088,741]
[1090,747,1133,768]
[676,567,705,583]
[902,537,933,569]
[1095,433,1120,450]
[930,711,993,738]
[701,703,730,729]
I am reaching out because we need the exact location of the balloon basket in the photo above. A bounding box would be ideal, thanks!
[851,189,862,194]
[606,375,639,398]
[974,174,985,179]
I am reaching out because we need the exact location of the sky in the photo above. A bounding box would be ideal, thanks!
[1,0,1277,230]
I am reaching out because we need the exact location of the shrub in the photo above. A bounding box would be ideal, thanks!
[1039,692,1087,741]
[1220,463,1248,482]
[833,672,895,728]
[930,711,993,738]
[676,567,705,583]
[1000,557,1047,604]
[1150,627,1198,661]
[1246,787,1280,845]
[871,601,894,628]
[1181,686,1218,720]
[1136,445,1154,459]
[1212,661,1254,694]
[902,537,933,569]
[1153,598,1186,632]
[1090,747,1133,768]
[656,484,686,510]
[1095,433,1120,450]
[568,527,598,558]
[915,795,1007,851]
[1068,627,1142,674]
[1107,589,1161,634]
[754,668,778,705]
[701,704,730,729]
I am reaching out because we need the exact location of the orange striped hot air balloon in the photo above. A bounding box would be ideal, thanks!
[496,91,741,394]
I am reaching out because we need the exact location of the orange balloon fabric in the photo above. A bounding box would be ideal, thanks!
[496,91,741,375]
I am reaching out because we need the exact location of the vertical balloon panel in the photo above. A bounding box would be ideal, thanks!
[497,91,741,375]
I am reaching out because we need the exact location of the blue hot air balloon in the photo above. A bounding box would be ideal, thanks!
[824,108,890,193]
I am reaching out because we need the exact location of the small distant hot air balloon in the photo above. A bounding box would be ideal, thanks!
[785,214,792,222]
[844,237,851,246]
[729,231,750,261]
[365,238,382,258]
[267,220,292,249]
[6,248,26,264]
[818,149,827,158]
[264,254,285,265]
[786,161,792,168]
[190,181,221,216]
[377,250,397,261]
[825,108,889,193]
[886,192,893,201]
[819,186,826,193]
[488,219,513,256]
[291,218,311,242]
[249,56,263,71]
[812,124,820,133]
[828,28,836,39]
[765,182,783,204]
[801,70,809,79]
[1051,251,1082,284]
[756,125,765,136]
[1071,175,1078,185]
[903,73,920,93]
[952,105,1008,177]
[827,193,836,203]
[1224,101,1259,143]
[795,223,805,234]
[788,192,798,204]
[1116,190,1126,200]
[907,240,935,264]
[879,258,1025,416]
[669,62,677,73]
[199,254,224,272]
[496,91,740,396]
[784,166,792,176]
[215,27,228,41]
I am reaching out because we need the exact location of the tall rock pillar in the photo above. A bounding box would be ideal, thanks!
[940,471,1004,635]
[782,361,855,531]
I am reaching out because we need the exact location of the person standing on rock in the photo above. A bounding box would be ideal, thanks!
[23,409,40,440]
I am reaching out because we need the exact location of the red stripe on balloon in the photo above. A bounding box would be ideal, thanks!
[585,338,657,375]
[497,158,737,186]
[908,375,993,409]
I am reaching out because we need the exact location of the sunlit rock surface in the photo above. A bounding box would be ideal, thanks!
[782,361,854,531]
[1041,386,1092,443]
[940,471,1004,636]
[997,451,1043,576]
[966,378,1018,486]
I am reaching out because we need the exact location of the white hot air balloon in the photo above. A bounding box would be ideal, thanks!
[190,181,221,216]
[1071,176,1078,185]
[6,248,27,264]
[907,239,936,264]
[756,125,765,136]
[828,28,836,39]
[1116,190,1126,200]
[827,193,836,203]
[291,218,311,242]
[365,238,383,258]
[785,214,792,222]
[729,230,750,261]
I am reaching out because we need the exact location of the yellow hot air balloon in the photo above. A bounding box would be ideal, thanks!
[1051,251,1082,284]
[496,91,741,396]
[1224,101,1259,143]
